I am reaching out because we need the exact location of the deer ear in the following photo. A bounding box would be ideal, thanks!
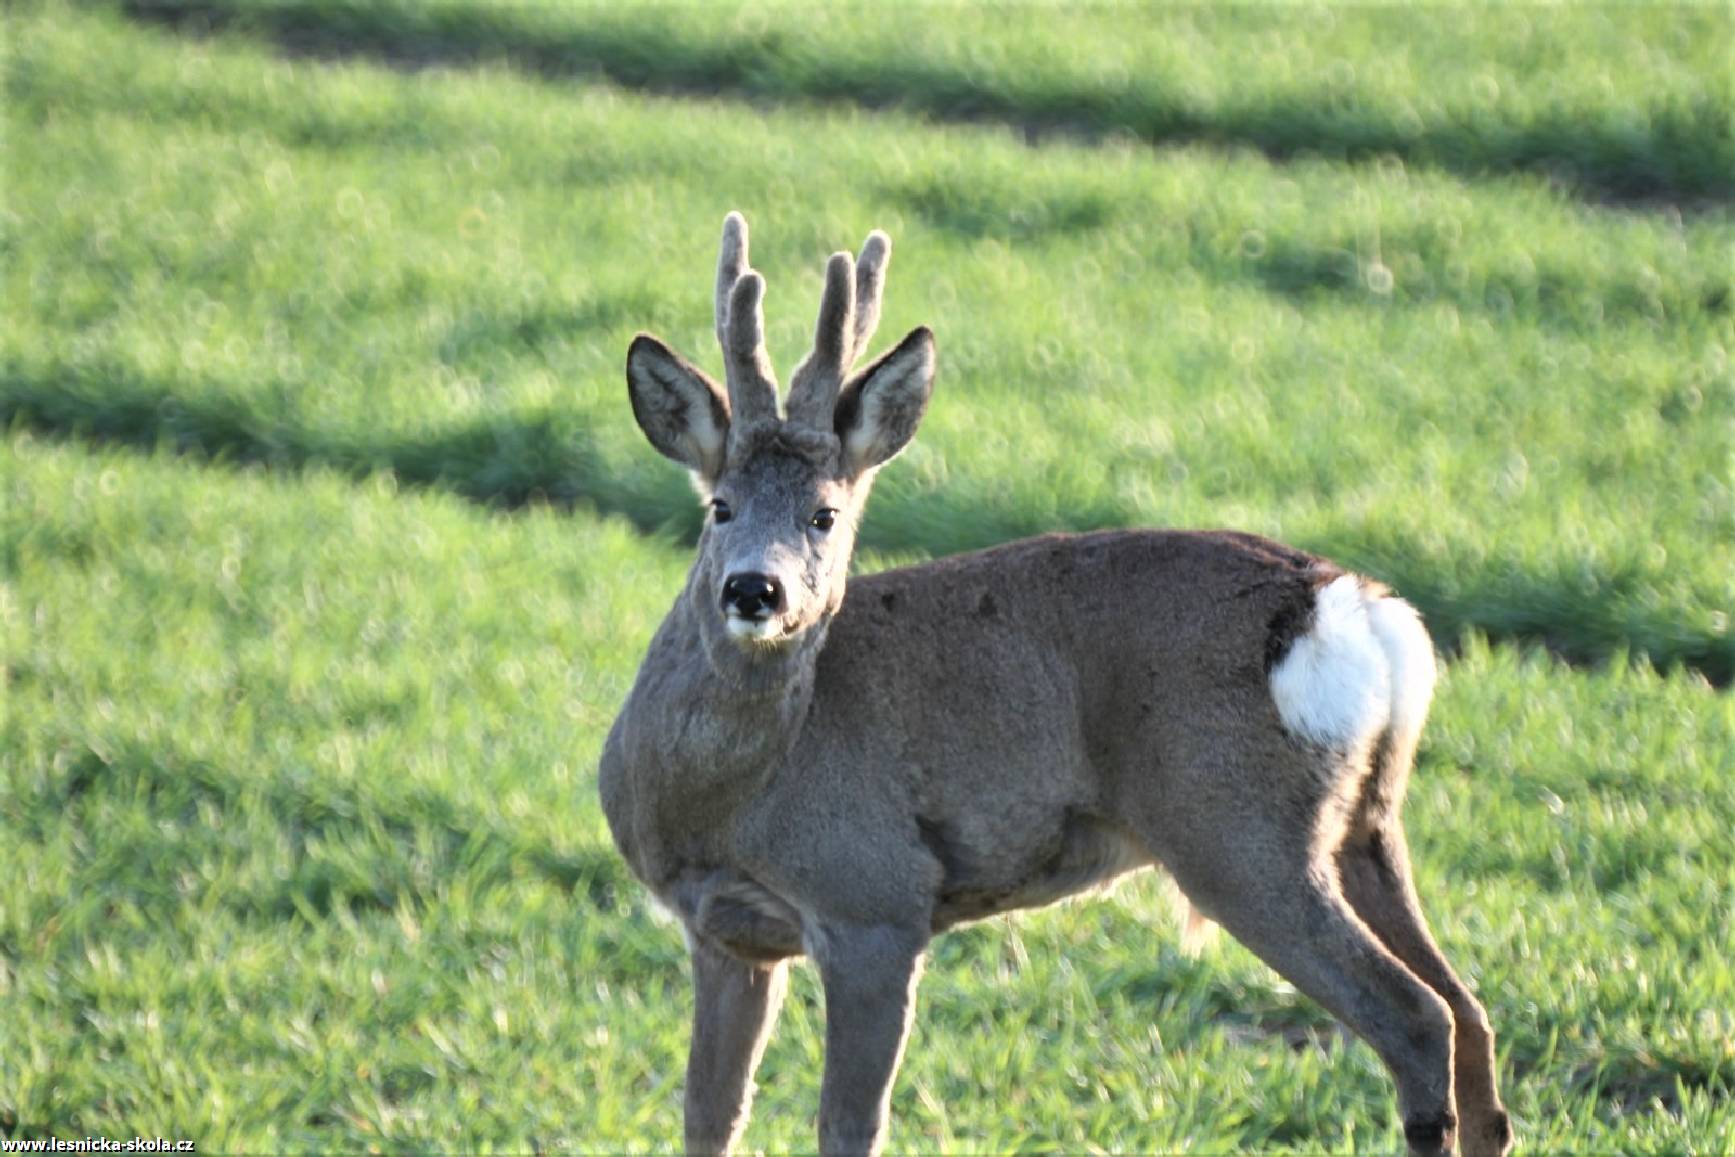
[835,327,935,476]
[626,333,730,481]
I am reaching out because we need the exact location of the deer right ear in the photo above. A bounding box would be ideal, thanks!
[626,333,730,481]
[835,326,936,477]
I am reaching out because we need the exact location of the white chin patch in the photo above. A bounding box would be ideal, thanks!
[725,616,786,645]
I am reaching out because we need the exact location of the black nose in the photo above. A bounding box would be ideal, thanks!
[722,573,784,620]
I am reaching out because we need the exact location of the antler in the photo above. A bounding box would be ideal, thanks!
[714,212,779,430]
[785,230,891,430]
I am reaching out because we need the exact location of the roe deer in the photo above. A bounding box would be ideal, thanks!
[598,213,1511,1156]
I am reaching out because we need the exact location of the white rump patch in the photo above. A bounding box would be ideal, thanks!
[1269,575,1392,747]
[1365,593,1438,741]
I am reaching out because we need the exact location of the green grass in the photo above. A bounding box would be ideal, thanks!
[5,438,1733,1150]
[7,2,1733,682]
[3,2,1733,1150]
[122,0,1735,204]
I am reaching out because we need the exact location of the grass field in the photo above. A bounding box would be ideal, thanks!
[3,1,1733,1150]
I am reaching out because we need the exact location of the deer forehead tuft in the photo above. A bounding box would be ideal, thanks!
[726,421,842,474]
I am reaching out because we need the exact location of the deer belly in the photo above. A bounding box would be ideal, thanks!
[923,809,1151,931]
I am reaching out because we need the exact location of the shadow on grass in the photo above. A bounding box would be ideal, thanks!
[0,359,703,539]
[30,741,636,923]
[1500,1032,1733,1122]
[878,171,1732,329]
[1245,235,1732,327]
[117,0,1732,209]
[6,360,1731,686]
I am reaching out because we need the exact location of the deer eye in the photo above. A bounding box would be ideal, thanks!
[711,499,733,524]
[810,508,837,532]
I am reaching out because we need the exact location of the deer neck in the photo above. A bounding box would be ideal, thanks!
[605,567,834,895]
[634,567,832,782]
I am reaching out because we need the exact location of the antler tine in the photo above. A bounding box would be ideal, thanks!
[851,229,891,361]
[787,228,892,431]
[711,213,778,431]
[715,211,749,349]
[722,269,779,429]
[786,252,857,429]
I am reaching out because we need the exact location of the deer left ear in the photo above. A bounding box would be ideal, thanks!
[626,333,730,482]
[834,326,935,477]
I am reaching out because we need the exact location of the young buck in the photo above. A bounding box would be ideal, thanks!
[599,214,1511,1157]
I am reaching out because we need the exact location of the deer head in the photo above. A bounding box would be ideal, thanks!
[625,213,936,655]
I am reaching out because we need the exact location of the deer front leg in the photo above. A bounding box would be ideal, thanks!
[684,936,788,1156]
[811,922,928,1157]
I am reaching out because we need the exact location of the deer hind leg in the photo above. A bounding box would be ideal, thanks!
[1339,823,1512,1157]
[684,936,789,1157]
[1160,818,1459,1157]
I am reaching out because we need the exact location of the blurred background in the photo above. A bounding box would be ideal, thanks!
[3,1,1732,1150]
